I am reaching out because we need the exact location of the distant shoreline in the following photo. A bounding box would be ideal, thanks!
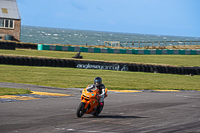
[21,25,200,38]
[20,26,200,46]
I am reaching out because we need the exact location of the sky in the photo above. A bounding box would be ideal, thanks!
[16,0,200,37]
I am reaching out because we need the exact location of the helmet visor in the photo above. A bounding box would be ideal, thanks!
[95,82,100,87]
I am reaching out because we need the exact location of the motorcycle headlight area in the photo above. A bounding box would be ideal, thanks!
[82,94,90,101]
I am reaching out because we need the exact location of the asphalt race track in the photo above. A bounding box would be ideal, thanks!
[0,82,200,133]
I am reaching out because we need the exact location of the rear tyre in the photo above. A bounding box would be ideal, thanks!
[76,102,85,118]
[93,102,104,117]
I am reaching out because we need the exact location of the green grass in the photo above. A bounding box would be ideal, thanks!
[0,49,199,91]
[0,49,200,66]
[0,65,199,90]
[0,87,32,96]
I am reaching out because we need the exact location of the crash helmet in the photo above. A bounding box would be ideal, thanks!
[94,77,102,87]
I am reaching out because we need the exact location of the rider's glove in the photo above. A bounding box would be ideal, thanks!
[97,94,101,99]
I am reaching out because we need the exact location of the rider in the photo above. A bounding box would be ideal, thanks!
[86,77,105,106]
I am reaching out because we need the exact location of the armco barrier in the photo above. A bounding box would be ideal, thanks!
[0,55,199,75]
[37,44,200,55]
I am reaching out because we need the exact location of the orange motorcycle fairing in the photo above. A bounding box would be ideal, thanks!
[76,86,107,118]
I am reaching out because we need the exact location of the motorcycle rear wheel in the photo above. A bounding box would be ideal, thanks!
[93,102,104,117]
[76,102,85,118]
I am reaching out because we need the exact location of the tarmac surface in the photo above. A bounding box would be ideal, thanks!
[0,82,200,133]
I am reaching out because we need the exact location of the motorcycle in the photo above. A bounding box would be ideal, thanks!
[76,85,108,118]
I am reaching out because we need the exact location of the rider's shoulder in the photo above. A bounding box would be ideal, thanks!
[87,84,95,89]
[90,84,95,87]
[101,84,105,88]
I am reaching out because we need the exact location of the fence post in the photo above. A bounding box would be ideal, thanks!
[152,41,153,47]
[138,42,140,48]
[184,41,185,47]
[158,41,160,48]
[126,42,127,47]
[132,42,134,47]
[164,41,166,47]
[145,41,146,48]
[190,41,191,46]
[171,41,173,46]
[177,41,179,47]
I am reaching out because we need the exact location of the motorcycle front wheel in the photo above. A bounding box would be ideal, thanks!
[76,102,85,118]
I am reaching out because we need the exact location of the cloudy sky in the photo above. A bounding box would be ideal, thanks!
[17,0,200,37]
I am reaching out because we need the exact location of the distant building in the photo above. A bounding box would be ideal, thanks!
[0,0,21,41]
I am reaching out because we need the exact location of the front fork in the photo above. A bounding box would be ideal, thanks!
[81,99,90,111]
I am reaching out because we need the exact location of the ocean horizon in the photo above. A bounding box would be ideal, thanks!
[21,25,200,47]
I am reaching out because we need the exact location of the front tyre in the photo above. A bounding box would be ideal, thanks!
[76,102,85,118]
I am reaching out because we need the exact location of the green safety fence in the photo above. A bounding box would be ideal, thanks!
[37,44,200,55]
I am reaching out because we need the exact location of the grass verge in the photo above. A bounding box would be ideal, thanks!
[0,87,32,96]
[0,49,200,66]
[0,65,199,90]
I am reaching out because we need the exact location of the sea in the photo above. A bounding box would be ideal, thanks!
[21,26,200,47]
